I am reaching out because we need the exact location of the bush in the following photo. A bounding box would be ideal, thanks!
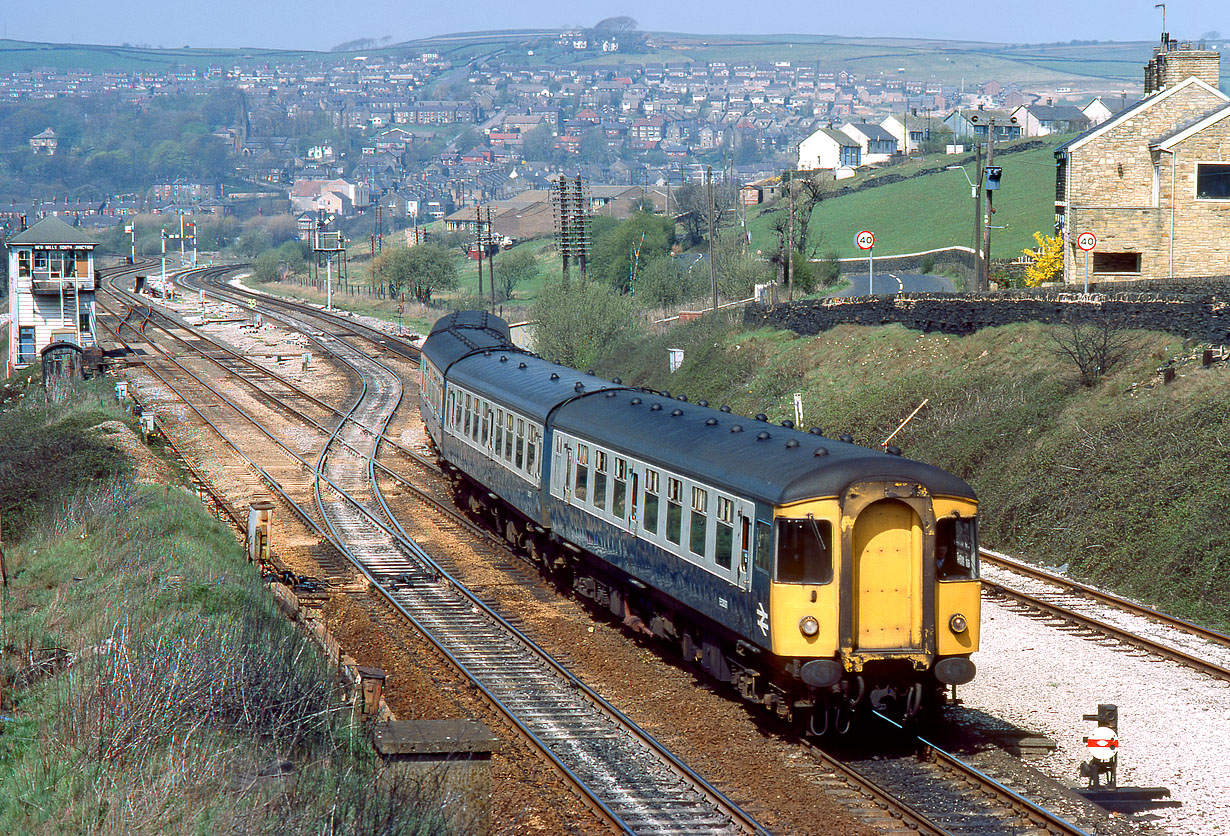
[531,278,636,369]
[920,254,935,274]
[816,251,841,287]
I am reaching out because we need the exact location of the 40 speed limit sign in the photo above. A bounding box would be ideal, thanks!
[854,230,875,250]
[1076,232,1097,251]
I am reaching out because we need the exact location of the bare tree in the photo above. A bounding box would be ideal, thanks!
[1047,317,1136,386]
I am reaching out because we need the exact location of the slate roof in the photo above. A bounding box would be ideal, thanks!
[8,215,97,245]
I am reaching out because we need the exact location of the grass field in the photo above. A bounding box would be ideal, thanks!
[746,139,1067,260]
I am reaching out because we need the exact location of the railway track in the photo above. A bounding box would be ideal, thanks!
[979,548,1230,682]
[98,264,771,836]
[95,262,1225,835]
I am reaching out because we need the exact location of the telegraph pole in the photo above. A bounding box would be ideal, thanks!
[475,205,484,297]
[706,166,718,311]
[973,141,984,289]
[983,123,995,292]
[487,207,496,311]
[787,170,795,302]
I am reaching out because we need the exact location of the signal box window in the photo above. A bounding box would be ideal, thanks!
[642,469,660,534]
[776,517,833,584]
[1196,163,1230,200]
[935,516,979,580]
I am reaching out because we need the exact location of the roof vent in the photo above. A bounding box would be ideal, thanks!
[519,362,527,369]
[781,419,794,429]
[586,369,596,375]
[613,377,622,384]
[755,413,768,422]
[814,447,829,457]
[484,350,492,356]
[550,372,560,380]
[886,445,902,456]
[650,403,662,411]
[756,431,771,441]
[606,391,617,398]
[697,399,709,407]
[677,394,688,402]
[631,397,642,405]
[705,418,718,426]
[661,390,671,398]
[839,433,854,444]
[731,424,744,433]
[499,355,508,362]
[809,427,824,435]
[785,439,799,448]
[575,382,585,392]
[671,408,683,416]
[720,405,732,413]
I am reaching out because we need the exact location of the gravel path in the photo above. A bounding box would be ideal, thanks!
[961,596,1230,835]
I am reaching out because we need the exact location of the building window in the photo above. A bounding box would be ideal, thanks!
[1196,163,1230,200]
[1093,252,1141,274]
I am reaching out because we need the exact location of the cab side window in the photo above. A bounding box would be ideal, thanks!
[776,517,834,584]
[936,517,978,580]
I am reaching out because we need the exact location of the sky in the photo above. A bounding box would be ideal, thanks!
[1,1,1227,52]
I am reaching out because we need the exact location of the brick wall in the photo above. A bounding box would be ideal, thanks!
[744,281,1230,344]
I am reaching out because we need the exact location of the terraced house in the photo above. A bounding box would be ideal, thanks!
[1055,36,1230,283]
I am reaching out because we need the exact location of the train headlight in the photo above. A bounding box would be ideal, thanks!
[949,613,968,634]
[799,616,820,637]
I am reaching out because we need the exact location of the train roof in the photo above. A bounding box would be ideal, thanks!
[553,389,976,506]
[429,312,976,507]
[421,311,516,371]
[446,349,623,424]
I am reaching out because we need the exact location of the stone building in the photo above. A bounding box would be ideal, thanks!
[1054,37,1230,284]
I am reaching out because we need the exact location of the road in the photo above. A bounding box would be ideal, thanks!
[829,271,958,297]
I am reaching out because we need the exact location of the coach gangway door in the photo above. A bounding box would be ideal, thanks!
[838,480,936,671]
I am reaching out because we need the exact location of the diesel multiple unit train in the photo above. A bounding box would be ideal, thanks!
[420,311,981,731]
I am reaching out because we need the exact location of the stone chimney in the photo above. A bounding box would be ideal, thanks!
[1144,33,1220,94]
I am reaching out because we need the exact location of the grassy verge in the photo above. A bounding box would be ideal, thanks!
[0,375,458,834]
[596,315,1230,631]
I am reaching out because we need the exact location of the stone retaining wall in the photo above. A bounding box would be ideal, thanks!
[744,280,1230,343]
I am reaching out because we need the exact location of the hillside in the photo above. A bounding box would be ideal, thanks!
[593,314,1230,632]
[4,32,1221,89]
[747,139,1066,261]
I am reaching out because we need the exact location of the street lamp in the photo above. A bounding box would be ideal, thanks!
[947,165,982,289]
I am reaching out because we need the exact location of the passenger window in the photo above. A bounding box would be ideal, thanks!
[526,427,538,472]
[471,399,480,441]
[776,517,834,584]
[593,450,607,510]
[689,486,707,557]
[754,520,773,574]
[715,497,734,570]
[575,444,589,501]
[936,516,978,580]
[643,469,660,534]
[495,409,504,453]
[666,478,683,545]
[515,419,525,469]
[504,414,515,460]
[613,458,627,519]
[464,395,471,436]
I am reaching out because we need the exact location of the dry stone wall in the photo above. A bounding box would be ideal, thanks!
[744,280,1230,344]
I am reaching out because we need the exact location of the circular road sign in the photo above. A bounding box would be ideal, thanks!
[1076,232,1097,252]
[1086,726,1119,760]
[855,230,875,250]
